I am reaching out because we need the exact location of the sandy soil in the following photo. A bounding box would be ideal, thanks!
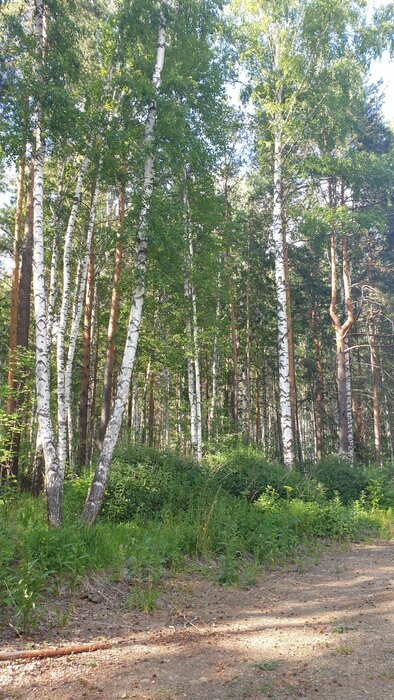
[0,540,393,700]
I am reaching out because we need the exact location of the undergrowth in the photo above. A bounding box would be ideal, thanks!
[0,446,392,633]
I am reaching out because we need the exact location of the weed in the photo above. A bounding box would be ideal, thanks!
[127,585,160,613]
[254,661,281,671]
[336,644,355,655]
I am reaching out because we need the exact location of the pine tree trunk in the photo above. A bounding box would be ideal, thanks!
[369,309,382,465]
[87,293,99,466]
[83,10,167,524]
[99,187,125,446]
[8,158,35,479]
[32,0,62,527]
[6,150,26,423]
[242,225,251,439]
[311,303,324,461]
[77,252,95,468]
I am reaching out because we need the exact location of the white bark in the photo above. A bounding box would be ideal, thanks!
[64,177,99,469]
[208,278,220,439]
[56,155,90,478]
[47,160,67,347]
[32,0,62,527]
[272,124,295,467]
[185,292,198,455]
[191,266,202,462]
[183,168,202,462]
[83,10,167,524]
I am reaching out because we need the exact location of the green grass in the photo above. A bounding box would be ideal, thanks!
[0,446,393,633]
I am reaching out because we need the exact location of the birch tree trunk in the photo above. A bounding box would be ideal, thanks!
[208,274,220,439]
[272,122,295,467]
[99,187,125,447]
[82,9,168,524]
[183,168,202,462]
[56,155,90,478]
[32,0,62,527]
[329,224,354,459]
[47,160,67,347]
[64,175,99,470]
[185,296,198,455]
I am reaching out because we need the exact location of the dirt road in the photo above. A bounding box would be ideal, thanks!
[1,541,393,699]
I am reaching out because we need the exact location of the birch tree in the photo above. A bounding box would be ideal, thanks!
[82,5,169,524]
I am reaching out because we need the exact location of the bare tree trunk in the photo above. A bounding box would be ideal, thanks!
[77,252,95,468]
[183,168,202,461]
[32,0,62,527]
[208,274,220,439]
[87,292,99,467]
[99,187,125,446]
[369,308,382,465]
[56,155,90,478]
[148,372,155,447]
[47,160,67,348]
[6,150,26,423]
[83,9,168,524]
[311,302,324,461]
[329,222,354,459]
[272,119,295,467]
[242,225,251,440]
[64,175,99,472]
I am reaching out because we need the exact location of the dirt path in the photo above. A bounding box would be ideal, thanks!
[1,541,393,700]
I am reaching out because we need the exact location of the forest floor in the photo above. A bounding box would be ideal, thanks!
[0,540,393,700]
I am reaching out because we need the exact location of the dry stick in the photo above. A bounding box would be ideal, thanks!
[0,641,114,662]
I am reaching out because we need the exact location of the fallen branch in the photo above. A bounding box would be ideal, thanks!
[0,641,113,662]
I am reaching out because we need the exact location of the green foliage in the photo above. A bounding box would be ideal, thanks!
[1,448,392,633]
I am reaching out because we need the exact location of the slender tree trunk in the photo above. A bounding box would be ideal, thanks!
[47,160,67,347]
[148,371,155,447]
[369,308,382,465]
[283,228,300,459]
[183,168,202,461]
[329,223,354,459]
[99,187,125,446]
[56,155,90,478]
[77,252,95,468]
[208,274,220,439]
[32,0,62,527]
[64,175,99,472]
[311,302,324,461]
[6,150,26,422]
[242,225,251,439]
[344,335,354,460]
[83,10,167,524]
[87,293,99,466]
[7,158,35,479]
[354,344,366,459]
[272,119,295,467]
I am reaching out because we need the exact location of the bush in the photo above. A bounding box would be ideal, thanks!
[205,447,325,502]
[308,457,369,503]
[1,447,392,633]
